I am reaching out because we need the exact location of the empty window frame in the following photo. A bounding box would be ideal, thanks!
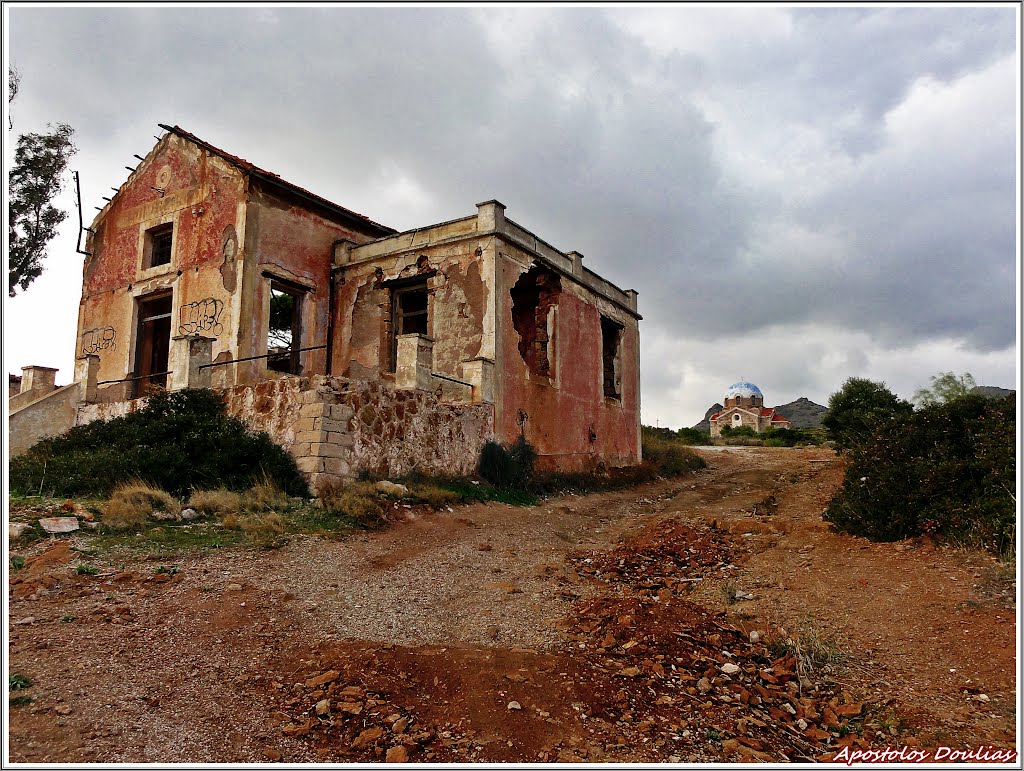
[144,223,174,269]
[389,280,429,371]
[267,281,303,375]
[134,294,173,397]
[600,315,624,399]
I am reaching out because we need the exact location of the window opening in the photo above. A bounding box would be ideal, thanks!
[267,281,303,374]
[389,280,429,371]
[510,264,561,378]
[144,223,173,269]
[601,315,623,399]
[134,294,172,396]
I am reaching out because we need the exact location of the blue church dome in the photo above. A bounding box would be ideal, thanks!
[725,381,763,399]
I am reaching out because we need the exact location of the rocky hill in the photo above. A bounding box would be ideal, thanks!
[971,385,1015,400]
[691,403,723,433]
[773,397,828,429]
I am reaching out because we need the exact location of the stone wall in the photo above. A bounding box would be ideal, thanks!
[9,384,82,457]
[223,376,494,491]
[74,376,493,491]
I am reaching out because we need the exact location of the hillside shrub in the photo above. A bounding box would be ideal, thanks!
[720,425,757,438]
[479,437,537,489]
[823,395,1014,557]
[9,389,308,499]
[821,377,914,451]
[760,427,812,447]
[641,430,708,476]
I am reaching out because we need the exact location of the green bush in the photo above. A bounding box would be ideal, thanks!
[720,425,756,438]
[822,377,914,451]
[760,427,812,447]
[824,395,1014,557]
[674,427,710,445]
[479,437,536,489]
[641,427,708,477]
[9,389,308,499]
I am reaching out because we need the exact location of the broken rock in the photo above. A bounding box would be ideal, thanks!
[386,745,409,763]
[375,481,409,497]
[9,522,31,539]
[38,517,79,534]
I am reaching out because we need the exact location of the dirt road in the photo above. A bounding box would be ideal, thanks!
[7,447,1016,763]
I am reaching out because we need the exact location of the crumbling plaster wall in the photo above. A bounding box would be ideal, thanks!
[495,243,641,470]
[334,221,491,396]
[79,135,246,387]
[232,187,380,386]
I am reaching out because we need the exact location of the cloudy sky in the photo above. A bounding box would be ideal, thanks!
[4,4,1018,428]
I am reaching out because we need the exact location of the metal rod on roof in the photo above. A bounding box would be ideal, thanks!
[125,166,136,173]
[74,171,93,257]
[110,187,119,192]
[133,154,145,161]
[101,196,111,202]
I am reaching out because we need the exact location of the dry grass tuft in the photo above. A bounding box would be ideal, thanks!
[316,478,387,529]
[102,481,180,530]
[408,483,461,509]
[241,479,290,512]
[187,488,242,516]
[239,512,287,544]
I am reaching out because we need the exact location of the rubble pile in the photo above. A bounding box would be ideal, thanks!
[275,671,431,762]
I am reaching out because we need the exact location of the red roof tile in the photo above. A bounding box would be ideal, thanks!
[159,124,396,236]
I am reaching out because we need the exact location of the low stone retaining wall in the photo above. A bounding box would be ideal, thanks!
[223,376,495,491]
[77,376,495,491]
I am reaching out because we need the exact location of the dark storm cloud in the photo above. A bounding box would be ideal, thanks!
[7,5,1016,415]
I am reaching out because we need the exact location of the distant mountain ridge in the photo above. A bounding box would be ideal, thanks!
[971,385,1015,400]
[773,397,828,429]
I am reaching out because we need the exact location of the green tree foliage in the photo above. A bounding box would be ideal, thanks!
[9,389,308,499]
[720,424,756,438]
[824,395,1014,558]
[913,371,977,408]
[8,122,77,295]
[821,377,913,451]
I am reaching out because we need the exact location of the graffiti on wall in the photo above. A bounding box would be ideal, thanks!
[178,298,225,337]
[81,326,116,355]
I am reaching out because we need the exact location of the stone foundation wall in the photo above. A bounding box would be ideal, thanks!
[76,376,494,492]
[222,376,494,491]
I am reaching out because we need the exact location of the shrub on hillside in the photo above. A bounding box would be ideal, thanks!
[720,425,757,438]
[479,437,537,489]
[823,395,1014,557]
[9,389,308,499]
[821,377,914,451]
[674,427,710,445]
[641,428,708,477]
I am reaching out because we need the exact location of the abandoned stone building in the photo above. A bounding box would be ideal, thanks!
[708,382,790,437]
[9,125,642,487]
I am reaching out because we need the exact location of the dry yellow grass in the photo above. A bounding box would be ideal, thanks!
[241,480,290,512]
[187,488,242,516]
[102,481,180,530]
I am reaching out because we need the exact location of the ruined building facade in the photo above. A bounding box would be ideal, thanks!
[11,126,641,484]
